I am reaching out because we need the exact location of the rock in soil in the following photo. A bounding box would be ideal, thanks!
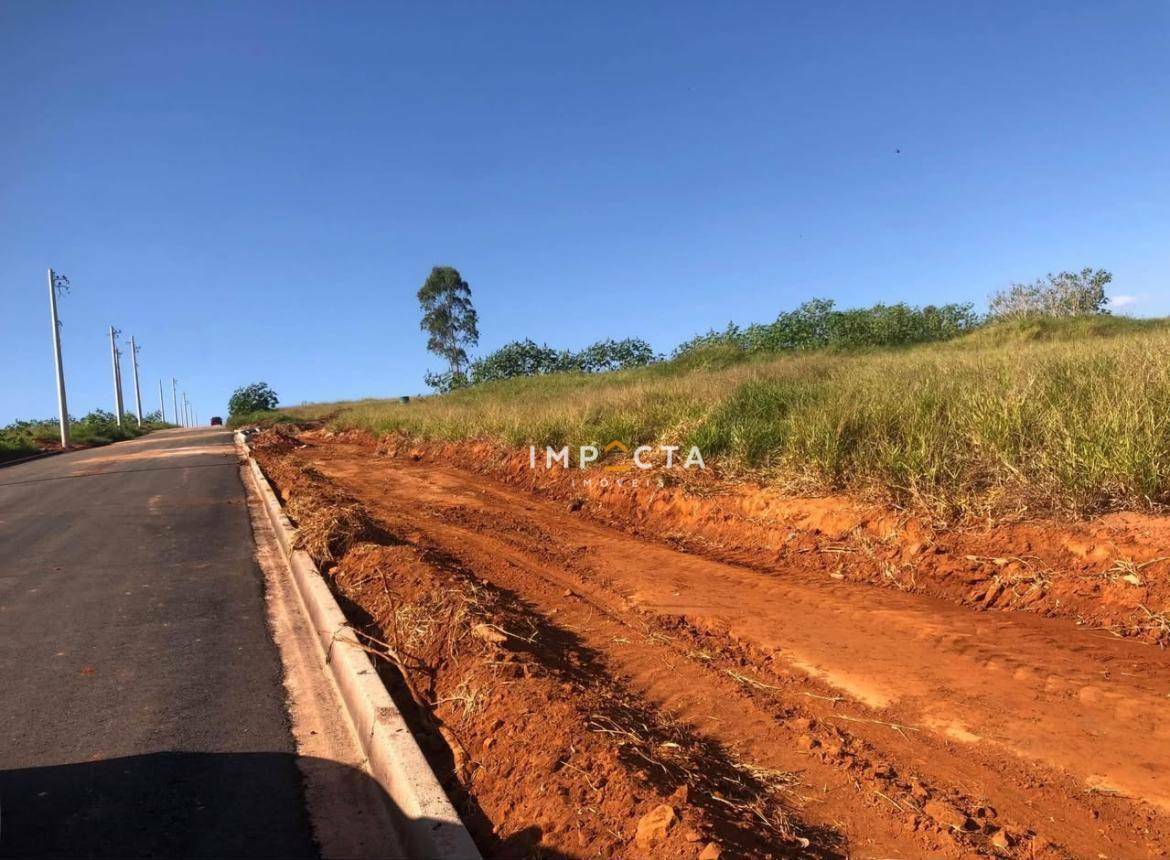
[989,828,1013,850]
[635,804,678,849]
[924,799,972,831]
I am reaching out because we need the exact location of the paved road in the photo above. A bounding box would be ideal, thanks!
[0,428,319,858]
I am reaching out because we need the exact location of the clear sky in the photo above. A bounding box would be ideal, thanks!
[2,1,1168,423]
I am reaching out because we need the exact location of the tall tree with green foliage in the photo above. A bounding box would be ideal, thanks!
[418,266,479,391]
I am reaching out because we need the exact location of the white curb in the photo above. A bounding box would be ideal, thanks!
[236,430,481,860]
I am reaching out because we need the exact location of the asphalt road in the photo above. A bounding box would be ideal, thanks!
[0,428,319,858]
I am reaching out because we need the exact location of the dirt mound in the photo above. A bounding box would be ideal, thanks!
[364,432,1170,647]
[251,433,377,563]
[252,428,1170,857]
[336,541,812,858]
[253,439,818,857]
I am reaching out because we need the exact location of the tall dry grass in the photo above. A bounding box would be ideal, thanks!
[288,317,1170,517]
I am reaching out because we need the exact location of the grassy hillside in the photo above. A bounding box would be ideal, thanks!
[287,316,1170,517]
[0,412,172,462]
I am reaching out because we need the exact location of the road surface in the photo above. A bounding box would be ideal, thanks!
[0,428,322,858]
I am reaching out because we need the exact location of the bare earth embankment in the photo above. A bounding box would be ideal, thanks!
[252,427,1170,859]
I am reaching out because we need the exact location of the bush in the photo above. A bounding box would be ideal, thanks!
[71,410,138,446]
[673,299,981,357]
[469,337,657,385]
[310,315,1170,517]
[423,369,469,393]
[576,338,657,372]
[0,409,171,459]
[988,269,1112,319]
[0,421,41,459]
[226,410,298,429]
[229,382,279,417]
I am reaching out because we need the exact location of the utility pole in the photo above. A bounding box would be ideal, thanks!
[159,379,166,423]
[172,378,179,427]
[47,269,70,448]
[109,326,124,425]
[130,336,143,427]
[182,393,189,428]
[115,345,126,422]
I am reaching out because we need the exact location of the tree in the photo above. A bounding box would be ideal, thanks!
[469,339,562,384]
[418,266,479,391]
[575,338,657,372]
[988,268,1112,319]
[228,382,279,416]
[672,299,981,357]
[468,337,658,385]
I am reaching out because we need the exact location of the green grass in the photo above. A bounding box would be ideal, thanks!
[0,436,38,460]
[284,316,1170,517]
[226,409,301,429]
[0,412,174,462]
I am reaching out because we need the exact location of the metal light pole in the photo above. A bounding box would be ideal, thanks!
[129,336,143,427]
[159,379,167,422]
[172,378,179,427]
[109,326,124,425]
[47,268,70,448]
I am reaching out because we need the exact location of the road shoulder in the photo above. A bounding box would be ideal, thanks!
[240,462,407,859]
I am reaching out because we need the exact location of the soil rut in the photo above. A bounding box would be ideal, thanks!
[266,435,1170,858]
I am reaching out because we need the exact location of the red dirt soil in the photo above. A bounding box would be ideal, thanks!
[393,436,1170,648]
[253,428,1170,859]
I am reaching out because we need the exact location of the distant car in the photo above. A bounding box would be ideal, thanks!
[210,416,224,426]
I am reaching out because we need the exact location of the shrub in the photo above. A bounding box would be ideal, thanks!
[423,369,469,393]
[0,409,171,460]
[0,420,42,459]
[301,315,1170,517]
[229,382,279,417]
[988,269,1112,319]
[226,410,298,429]
[673,299,981,357]
[469,337,657,385]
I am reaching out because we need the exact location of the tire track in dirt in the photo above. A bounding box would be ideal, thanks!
[272,435,1170,857]
[258,444,840,857]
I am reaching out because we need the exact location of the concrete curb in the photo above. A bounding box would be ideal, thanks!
[235,431,482,860]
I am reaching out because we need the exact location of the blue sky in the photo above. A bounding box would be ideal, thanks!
[2,1,1168,423]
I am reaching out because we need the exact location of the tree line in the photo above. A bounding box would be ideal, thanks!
[417,265,1115,392]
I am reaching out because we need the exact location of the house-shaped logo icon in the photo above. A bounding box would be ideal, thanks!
[603,440,629,470]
